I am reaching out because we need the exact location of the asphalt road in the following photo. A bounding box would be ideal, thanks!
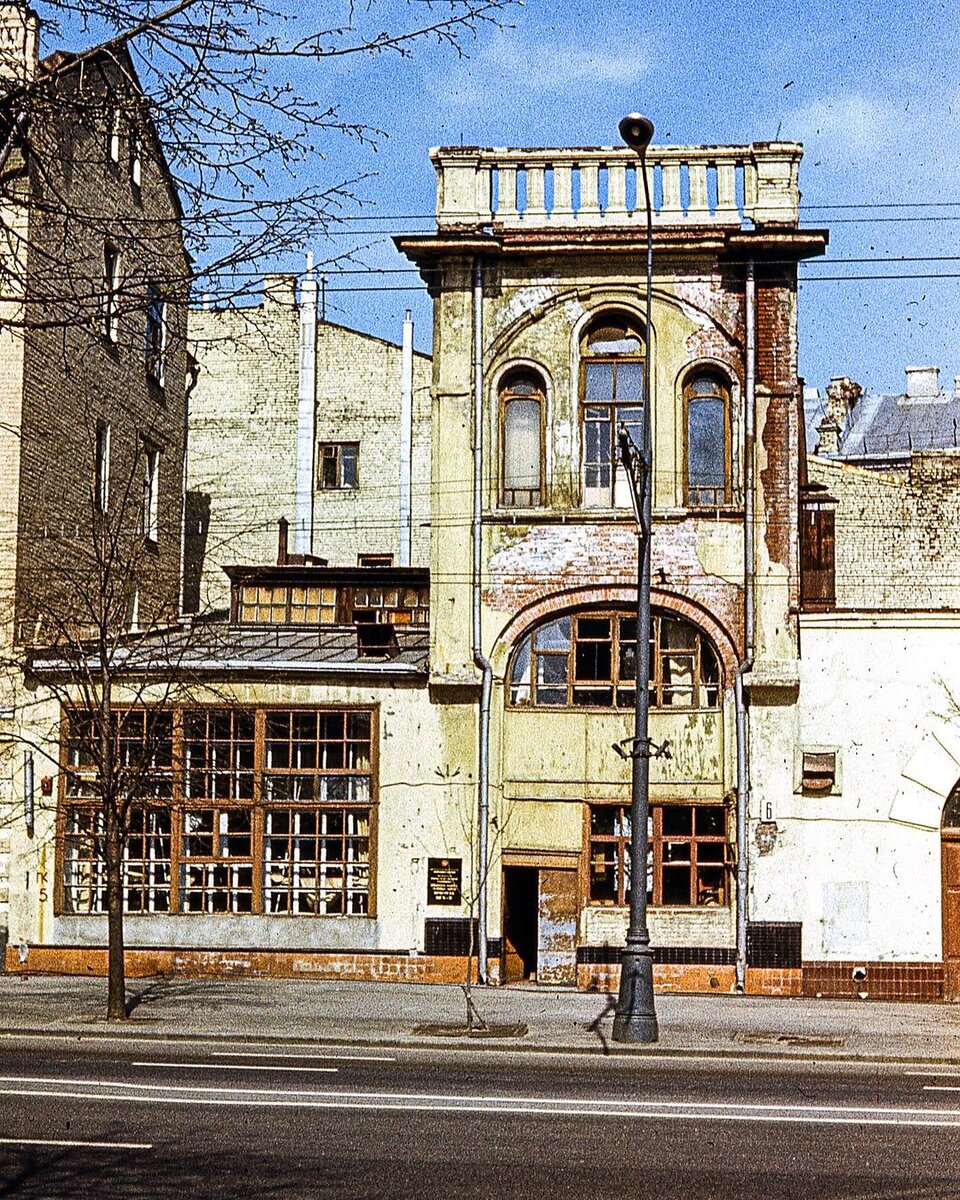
[1,1035,960,1199]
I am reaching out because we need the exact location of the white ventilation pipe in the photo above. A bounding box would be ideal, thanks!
[399,310,414,566]
[294,253,318,556]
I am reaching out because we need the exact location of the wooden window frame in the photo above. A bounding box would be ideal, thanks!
[508,609,722,711]
[683,371,732,508]
[318,442,359,490]
[55,705,378,919]
[579,317,646,509]
[586,800,731,909]
[498,372,546,509]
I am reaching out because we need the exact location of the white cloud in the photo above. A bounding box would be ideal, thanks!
[435,30,653,111]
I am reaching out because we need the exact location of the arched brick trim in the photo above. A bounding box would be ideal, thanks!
[494,584,740,685]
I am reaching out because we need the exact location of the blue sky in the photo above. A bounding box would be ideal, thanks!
[58,0,960,394]
[303,0,960,395]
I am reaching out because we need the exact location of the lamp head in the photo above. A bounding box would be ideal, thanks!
[618,113,654,153]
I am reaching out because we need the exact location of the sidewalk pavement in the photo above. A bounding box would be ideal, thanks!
[1,973,959,1063]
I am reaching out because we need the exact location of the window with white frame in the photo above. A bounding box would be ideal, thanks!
[130,129,142,190]
[142,442,159,543]
[106,106,121,165]
[94,421,110,514]
[102,244,121,342]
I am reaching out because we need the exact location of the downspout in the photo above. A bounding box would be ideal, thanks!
[472,258,492,983]
[294,253,318,556]
[399,309,414,566]
[735,259,756,993]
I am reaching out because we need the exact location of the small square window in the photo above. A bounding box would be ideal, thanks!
[318,443,359,490]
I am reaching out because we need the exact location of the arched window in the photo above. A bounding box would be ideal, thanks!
[499,369,545,507]
[580,314,645,508]
[684,371,731,506]
[508,608,721,710]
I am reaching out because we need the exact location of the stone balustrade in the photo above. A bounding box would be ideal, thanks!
[431,143,803,230]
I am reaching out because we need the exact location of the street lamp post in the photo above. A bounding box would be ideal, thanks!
[612,112,659,1044]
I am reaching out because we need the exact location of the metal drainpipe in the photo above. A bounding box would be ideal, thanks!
[472,257,492,983]
[399,310,414,566]
[294,253,318,556]
[735,259,756,993]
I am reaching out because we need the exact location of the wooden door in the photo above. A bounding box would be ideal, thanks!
[537,868,578,986]
[942,833,960,1001]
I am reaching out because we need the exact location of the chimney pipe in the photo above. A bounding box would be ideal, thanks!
[904,365,940,400]
[277,516,289,565]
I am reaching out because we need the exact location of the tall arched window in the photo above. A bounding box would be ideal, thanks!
[580,314,645,508]
[684,371,731,506]
[508,608,721,710]
[499,369,545,508]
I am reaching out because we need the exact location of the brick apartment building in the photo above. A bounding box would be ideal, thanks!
[0,6,188,932]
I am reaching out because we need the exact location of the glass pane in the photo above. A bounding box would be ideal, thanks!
[615,361,644,400]
[584,362,614,400]
[696,806,725,837]
[575,642,611,682]
[697,866,726,906]
[535,686,567,707]
[573,687,613,707]
[534,618,571,651]
[589,846,617,901]
[536,654,568,686]
[578,617,610,640]
[688,396,726,495]
[503,399,541,503]
[697,842,725,863]
[662,806,692,836]
[662,866,692,905]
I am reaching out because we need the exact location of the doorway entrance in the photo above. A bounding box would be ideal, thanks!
[503,867,539,982]
[502,861,579,986]
[943,783,960,1001]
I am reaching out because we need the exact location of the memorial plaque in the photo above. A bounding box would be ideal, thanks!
[427,857,462,905]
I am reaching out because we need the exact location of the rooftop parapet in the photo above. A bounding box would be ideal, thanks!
[431,143,803,231]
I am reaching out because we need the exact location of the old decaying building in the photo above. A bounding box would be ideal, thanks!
[8,125,960,1003]
[186,280,432,612]
[0,7,188,937]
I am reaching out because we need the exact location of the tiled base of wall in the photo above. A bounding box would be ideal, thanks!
[3,945,945,1000]
[4,945,498,985]
[802,960,943,1002]
[577,964,798,995]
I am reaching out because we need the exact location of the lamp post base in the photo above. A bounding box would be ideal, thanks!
[612,944,658,1043]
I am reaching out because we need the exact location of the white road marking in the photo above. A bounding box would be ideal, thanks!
[2,1085,960,1127]
[131,1061,339,1075]
[208,1051,396,1063]
[3,1075,960,1127]
[923,1085,960,1092]
[0,1137,152,1150]
[906,1071,960,1078]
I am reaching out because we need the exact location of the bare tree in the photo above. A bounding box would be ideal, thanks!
[0,0,519,317]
